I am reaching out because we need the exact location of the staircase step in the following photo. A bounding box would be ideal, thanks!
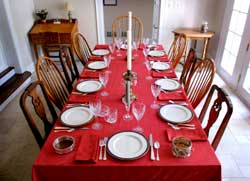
[0,71,31,105]
[0,67,15,86]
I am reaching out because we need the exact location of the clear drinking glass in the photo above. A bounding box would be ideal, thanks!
[133,41,139,57]
[115,38,122,57]
[104,108,118,124]
[122,97,132,121]
[89,99,103,130]
[104,55,111,73]
[132,101,146,133]
[99,71,109,96]
[144,60,152,80]
[109,44,115,60]
[151,83,161,109]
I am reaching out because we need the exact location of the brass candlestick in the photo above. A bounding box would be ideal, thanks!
[123,70,137,103]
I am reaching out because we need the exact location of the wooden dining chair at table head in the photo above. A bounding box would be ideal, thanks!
[198,84,233,150]
[20,81,58,148]
[179,48,197,86]
[184,57,215,109]
[112,15,144,43]
[72,32,92,66]
[168,33,187,69]
[36,56,70,110]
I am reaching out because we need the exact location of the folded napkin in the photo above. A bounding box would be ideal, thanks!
[158,92,187,101]
[148,56,169,62]
[67,94,97,104]
[75,135,99,163]
[165,127,208,142]
[88,55,103,61]
[80,71,99,79]
[151,71,177,78]
[94,44,109,50]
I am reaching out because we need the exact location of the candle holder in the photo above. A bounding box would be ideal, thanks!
[122,70,137,103]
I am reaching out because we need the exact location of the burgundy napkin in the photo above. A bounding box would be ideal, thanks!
[158,92,186,101]
[80,71,99,79]
[67,94,97,104]
[88,55,103,61]
[151,71,177,78]
[165,127,208,142]
[75,135,99,163]
[94,44,109,50]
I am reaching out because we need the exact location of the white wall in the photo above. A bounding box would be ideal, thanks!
[103,0,154,43]
[159,0,227,59]
[33,0,98,49]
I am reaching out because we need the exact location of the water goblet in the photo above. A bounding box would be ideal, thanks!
[89,99,103,130]
[151,83,161,109]
[133,41,139,57]
[144,60,153,80]
[99,71,109,96]
[132,101,146,133]
[115,38,122,57]
[104,55,111,73]
[122,97,132,121]
[109,44,115,60]
[104,108,118,124]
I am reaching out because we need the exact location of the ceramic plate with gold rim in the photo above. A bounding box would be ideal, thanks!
[76,80,102,93]
[92,49,109,56]
[148,50,165,57]
[155,78,180,91]
[87,61,107,70]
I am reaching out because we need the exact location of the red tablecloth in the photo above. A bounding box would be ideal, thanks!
[32,45,221,181]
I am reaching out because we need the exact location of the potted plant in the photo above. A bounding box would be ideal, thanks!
[35,9,48,23]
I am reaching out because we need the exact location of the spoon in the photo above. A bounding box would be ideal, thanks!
[154,141,160,161]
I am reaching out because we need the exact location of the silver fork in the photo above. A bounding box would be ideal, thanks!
[103,137,108,160]
[99,139,104,160]
[168,123,195,130]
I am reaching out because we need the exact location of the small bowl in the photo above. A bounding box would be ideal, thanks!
[172,137,192,158]
[53,135,75,154]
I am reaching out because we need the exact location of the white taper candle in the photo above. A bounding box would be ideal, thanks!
[127,30,132,71]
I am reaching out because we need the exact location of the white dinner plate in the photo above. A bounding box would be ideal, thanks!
[155,78,180,91]
[92,49,109,56]
[148,50,165,57]
[87,61,107,70]
[152,62,170,71]
[121,44,128,50]
[147,44,157,49]
[107,131,149,160]
[159,104,193,123]
[76,80,102,93]
[60,106,94,127]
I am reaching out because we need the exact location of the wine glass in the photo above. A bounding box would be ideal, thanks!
[133,41,139,57]
[99,71,109,96]
[115,38,122,57]
[122,97,132,121]
[143,48,149,58]
[109,44,115,60]
[89,99,103,130]
[144,60,152,80]
[104,55,111,73]
[151,83,161,109]
[132,101,146,133]
[143,38,150,47]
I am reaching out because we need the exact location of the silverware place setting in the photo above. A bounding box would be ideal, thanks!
[53,126,90,133]
[168,123,196,130]
[99,137,108,161]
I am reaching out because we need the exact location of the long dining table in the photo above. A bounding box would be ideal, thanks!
[32,44,221,181]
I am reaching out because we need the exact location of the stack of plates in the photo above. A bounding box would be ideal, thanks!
[92,49,109,56]
[155,78,180,91]
[159,104,193,123]
[76,80,102,93]
[148,50,165,57]
[87,61,107,70]
[107,131,149,160]
[60,106,94,127]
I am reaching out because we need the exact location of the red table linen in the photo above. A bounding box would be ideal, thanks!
[32,44,221,181]
[151,71,177,78]
[67,94,97,104]
[158,91,187,101]
[80,71,99,79]
[75,134,99,163]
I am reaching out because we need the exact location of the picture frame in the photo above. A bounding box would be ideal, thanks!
[103,0,117,6]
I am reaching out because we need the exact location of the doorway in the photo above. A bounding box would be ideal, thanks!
[217,0,250,106]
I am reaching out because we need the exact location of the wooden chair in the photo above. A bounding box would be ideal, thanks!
[36,56,70,109]
[112,15,144,43]
[168,34,187,69]
[199,84,233,150]
[72,32,92,66]
[179,48,197,86]
[20,81,58,148]
[184,58,215,108]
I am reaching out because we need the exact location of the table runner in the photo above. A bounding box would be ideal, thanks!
[32,45,221,181]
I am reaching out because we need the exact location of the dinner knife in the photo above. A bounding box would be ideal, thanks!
[149,134,155,160]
